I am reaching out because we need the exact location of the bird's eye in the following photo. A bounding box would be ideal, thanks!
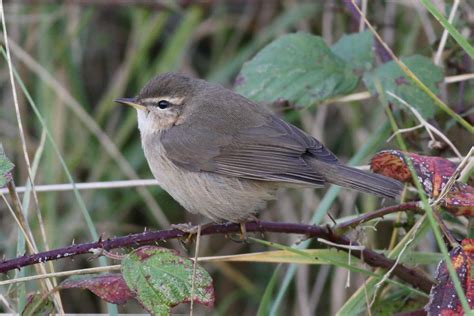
[157,100,169,109]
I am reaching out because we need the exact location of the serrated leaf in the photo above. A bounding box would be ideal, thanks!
[122,246,214,315]
[363,55,443,118]
[0,144,14,188]
[235,32,359,106]
[331,30,374,72]
[61,273,135,305]
[425,239,474,314]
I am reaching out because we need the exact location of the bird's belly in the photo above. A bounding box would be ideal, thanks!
[143,142,276,222]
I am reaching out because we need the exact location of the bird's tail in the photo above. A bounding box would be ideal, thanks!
[306,159,403,199]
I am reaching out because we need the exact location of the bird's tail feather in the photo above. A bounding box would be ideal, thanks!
[306,159,403,199]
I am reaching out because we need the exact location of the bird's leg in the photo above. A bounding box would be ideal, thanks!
[233,214,260,241]
[228,221,251,243]
[239,222,247,241]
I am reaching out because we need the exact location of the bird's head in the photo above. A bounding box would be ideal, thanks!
[115,72,203,134]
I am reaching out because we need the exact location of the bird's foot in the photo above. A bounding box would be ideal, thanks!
[228,222,249,243]
[239,222,247,241]
[171,222,200,234]
[171,222,200,243]
[172,222,215,244]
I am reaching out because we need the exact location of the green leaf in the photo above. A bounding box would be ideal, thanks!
[235,32,358,107]
[122,246,214,315]
[331,30,374,72]
[363,55,444,118]
[208,4,320,83]
[0,144,14,188]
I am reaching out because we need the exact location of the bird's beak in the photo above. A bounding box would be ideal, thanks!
[114,97,146,111]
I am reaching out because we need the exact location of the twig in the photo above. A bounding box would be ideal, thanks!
[387,91,463,158]
[0,221,434,292]
[334,202,422,232]
[386,124,425,142]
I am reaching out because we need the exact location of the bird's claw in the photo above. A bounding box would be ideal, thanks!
[171,223,199,243]
[171,222,200,234]
[228,222,249,243]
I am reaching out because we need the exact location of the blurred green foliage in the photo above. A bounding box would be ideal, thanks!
[0,1,473,314]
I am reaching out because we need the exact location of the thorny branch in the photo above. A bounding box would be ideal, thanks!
[0,217,434,292]
[334,201,422,232]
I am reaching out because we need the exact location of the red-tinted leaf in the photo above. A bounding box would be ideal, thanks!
[371,150,474,216]
[442,183,474,217]
[61,273,135,305]
[371,150,457,197]
[425,239,474,315]
[370,150,413,182]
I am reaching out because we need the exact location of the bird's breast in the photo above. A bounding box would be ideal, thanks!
[140,134,276,222]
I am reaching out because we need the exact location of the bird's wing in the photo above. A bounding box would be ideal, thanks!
[160,113,338,186]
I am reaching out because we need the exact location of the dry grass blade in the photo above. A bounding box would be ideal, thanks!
[0,192,36,252]
[0,2,63,312]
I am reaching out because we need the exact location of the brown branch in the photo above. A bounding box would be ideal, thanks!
[0,220,434,292]
[335,201,422,232]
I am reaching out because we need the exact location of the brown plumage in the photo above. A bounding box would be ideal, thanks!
[116,73,402,222]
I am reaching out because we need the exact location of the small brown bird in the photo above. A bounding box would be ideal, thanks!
[115,73,402,223]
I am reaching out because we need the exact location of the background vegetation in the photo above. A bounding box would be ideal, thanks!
[0,0,473,314]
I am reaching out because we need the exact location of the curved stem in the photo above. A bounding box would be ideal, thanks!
[0,220,434,292]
